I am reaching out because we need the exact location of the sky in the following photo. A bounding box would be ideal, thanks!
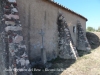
[54,0,100,29]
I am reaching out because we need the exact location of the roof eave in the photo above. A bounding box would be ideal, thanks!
[44,0,88,21]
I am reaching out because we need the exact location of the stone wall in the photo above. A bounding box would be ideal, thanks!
[16,0,87,61]
[0,0,32,75]
[57,14,78,59]
[0,0,91,75]
[77,21,91,50]
[0,1,6,75]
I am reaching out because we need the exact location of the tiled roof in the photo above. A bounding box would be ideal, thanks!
[47,0,88,21]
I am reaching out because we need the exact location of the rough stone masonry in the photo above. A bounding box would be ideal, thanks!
[0,0,32,75]
[0,0,91,75]
[57,14,78,59]
[77,21,91,51]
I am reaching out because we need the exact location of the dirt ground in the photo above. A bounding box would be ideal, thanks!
[94,32,100,38]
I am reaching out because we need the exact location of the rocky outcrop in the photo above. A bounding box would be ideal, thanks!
[57,14,78,59]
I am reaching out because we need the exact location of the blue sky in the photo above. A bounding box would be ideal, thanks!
[54,0,100,29]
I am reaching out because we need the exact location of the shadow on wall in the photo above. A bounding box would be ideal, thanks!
[86,32,100,49]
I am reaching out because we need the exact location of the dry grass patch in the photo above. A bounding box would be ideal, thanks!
[61,47,100,75]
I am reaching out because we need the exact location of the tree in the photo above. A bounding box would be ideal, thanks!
[97,26,100,32]
[86,27,95,32]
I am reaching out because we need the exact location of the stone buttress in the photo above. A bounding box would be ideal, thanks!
[77,21,91,51]
[1,0,32,75]
[57,14,78,59]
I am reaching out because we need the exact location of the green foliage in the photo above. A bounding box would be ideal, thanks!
[86,27,95,32]
[87,26,100,32]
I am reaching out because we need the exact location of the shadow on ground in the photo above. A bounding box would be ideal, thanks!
[77,50,91,57]
[32,57,76,75]
[32,32,100,75]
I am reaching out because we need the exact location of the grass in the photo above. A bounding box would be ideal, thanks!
[32,32,100,75]
[61,46,100,75]
[32,47,100,75]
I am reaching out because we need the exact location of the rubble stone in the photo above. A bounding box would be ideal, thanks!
[57,14,78,59]
[5,26,22,32]
[77,22,91,51]
[5,21,15,26]
[1,0,32,75]
[14,35,23,43]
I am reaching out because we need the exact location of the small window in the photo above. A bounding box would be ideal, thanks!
[73,26,76,33]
